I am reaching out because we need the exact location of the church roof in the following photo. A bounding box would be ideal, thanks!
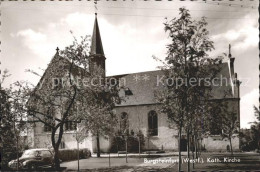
[109,70,164,107]
[31,49,237,108]
[109,62,237,107]
[90,14,104,55]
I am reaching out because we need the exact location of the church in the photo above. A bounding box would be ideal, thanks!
[28,14,240,152]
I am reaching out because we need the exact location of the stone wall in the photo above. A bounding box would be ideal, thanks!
[202,135,239,151]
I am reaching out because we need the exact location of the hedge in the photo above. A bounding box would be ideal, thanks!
[59,148,91,162]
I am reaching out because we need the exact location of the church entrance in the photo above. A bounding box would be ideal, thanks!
[180,138,187,151]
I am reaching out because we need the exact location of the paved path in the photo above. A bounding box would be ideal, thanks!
[61,156,175,171]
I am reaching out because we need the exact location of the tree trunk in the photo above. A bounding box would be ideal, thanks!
[51,125,63,169]
[178,127,182,172]
[51,138,60,169]
[195,136,198,159]
[117,138,119,157]
[125,137,128,163]
[229,136,233,155]
[96,131,101,157]
[77,139,79,172]
[138,136,141,158]
[192,135,195,169]
[187,129,190,172]
[54,147,60,169]
[16,137,19,171]
[200,139,202,156]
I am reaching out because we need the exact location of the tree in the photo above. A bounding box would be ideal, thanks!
[135,110,145,157]
[0,88,16,170]
[0,70,29,170]
[220,102,239,155]
[9,81,31,170]
[155,8,221,172]
[13,35,120,169]
[249,106,260,151]
[0,69,13,170]
[79,84,120,158]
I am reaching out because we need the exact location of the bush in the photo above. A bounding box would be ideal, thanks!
[110,130,145,153]
[59,148,91,162]
[241,144,250,152]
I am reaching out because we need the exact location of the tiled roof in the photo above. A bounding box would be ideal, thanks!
[32,51,236,107]
[109,70,164,106]
[109,62,235,107]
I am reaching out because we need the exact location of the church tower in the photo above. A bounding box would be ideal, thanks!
[89,13,106,77]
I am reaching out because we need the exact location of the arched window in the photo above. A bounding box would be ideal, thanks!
[148,111,158,136]
[120,112,129,135]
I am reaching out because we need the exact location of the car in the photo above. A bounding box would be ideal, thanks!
[8,148,55,170]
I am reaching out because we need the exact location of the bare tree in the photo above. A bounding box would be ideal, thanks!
[11,35,120,169]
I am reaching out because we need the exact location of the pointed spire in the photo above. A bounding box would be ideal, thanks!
[90,14,104,55]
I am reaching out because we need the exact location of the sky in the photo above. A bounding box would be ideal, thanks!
[0,1,259,128]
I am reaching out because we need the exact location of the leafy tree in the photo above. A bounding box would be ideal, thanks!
[0,70,29,170]
[0,88,16,170]
[155,8,221,172]
[220,102,239,155]
[79,84,120,157]
[240,106,260,151]
[249,106,260,151]
[0,69,13,169]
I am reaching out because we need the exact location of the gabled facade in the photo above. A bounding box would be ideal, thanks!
[29,14,240,152]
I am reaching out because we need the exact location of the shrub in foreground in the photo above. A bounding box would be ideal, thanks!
[59,148,91,162]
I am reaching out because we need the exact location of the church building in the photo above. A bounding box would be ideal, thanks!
[28,14,241,152]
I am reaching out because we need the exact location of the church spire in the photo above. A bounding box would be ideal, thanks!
[89,13,106,76]
[90,13,104,55]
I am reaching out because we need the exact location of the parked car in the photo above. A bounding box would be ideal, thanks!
[8,148,54,170]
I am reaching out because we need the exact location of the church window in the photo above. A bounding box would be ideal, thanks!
[148,111,158,136]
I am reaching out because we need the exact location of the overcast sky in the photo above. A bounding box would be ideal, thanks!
[1,1,259,128]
